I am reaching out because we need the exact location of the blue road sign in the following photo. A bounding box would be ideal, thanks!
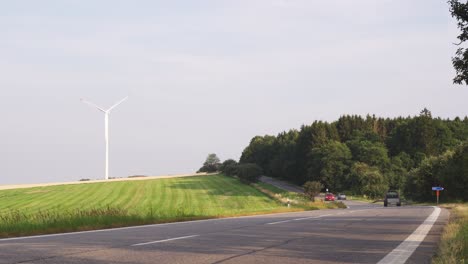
[432,187,444,191]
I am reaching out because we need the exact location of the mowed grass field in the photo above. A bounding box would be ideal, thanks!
[0,174,304,238]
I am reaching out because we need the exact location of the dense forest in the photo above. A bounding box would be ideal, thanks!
[239,109,468,202]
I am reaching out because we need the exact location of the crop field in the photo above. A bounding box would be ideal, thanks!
[0,174,305,238]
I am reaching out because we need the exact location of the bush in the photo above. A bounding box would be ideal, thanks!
[237,163,263,183]
[303,181,323,201]
[220,159,238,176]
[128,175,147,178]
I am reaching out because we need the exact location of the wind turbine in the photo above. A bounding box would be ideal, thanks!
[81,96,128,180]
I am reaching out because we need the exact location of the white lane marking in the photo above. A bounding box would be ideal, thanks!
[265,208,376,225]
[294,214,332,220]
[266,217,319,225]
[267,214,333,225]
[266,219,299,225]
[377,206,441,264]
[131,235,199,247]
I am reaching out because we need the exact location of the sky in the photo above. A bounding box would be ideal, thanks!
[1,0,467,185]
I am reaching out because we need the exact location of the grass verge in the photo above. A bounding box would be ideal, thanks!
[432,203,467,264]
[345,194,381,203]
[253,182,346,210]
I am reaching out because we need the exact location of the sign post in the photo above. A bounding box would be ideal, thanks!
[432,187,444,205]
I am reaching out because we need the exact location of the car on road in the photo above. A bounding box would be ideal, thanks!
[337,193,346,200]
[325,193,335,201]
[384,190,401,207]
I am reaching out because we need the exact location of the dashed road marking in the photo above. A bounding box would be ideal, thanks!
[131,235,199,247]
[266,214,333,225]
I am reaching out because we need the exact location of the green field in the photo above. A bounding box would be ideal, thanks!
[0,174,307,238]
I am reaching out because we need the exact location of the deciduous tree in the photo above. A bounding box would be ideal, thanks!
[449,0,468,85]
[303,181,323,202]
[198,153,221,173]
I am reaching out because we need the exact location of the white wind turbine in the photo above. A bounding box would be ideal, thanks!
[81,96,128,180]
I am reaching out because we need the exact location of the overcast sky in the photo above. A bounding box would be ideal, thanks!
[1,1,467,185]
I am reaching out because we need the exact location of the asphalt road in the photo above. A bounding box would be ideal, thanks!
[0,201,448,264]
[260,176,305,193]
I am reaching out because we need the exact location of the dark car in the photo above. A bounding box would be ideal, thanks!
[384,190,401,207]
[325,193,335,201]
[337,193,347,200]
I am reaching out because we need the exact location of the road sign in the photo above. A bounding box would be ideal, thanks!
[432,187,444,204]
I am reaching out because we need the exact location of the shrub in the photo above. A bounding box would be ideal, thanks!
[237,163,263,183]
[128,175,147,178]
[303,181,323,201]
[220,159,238,176]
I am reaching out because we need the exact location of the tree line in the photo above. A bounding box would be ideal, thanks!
[236,109,468,202]
[198,154,264,184]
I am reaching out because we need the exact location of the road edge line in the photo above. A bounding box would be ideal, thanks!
[377,206,441,264]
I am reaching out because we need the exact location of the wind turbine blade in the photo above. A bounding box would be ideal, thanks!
[80,98,106,113]
[107,96,128,112]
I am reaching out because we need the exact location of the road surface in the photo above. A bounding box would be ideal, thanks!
[0,201,447,264]
[260,176,305,193]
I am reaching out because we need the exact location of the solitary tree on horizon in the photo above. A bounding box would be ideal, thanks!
[198,153,221,173]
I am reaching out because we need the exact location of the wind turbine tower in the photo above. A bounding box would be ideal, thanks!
[81,97,128,180]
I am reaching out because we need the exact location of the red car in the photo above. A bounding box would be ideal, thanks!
[325,193,335,201]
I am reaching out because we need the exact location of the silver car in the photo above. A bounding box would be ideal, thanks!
[337,193,346,200]
[384,191,401,207]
